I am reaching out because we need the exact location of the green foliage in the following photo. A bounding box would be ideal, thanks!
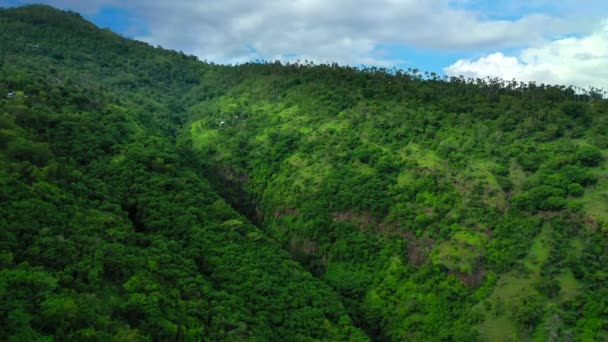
[432,230,488,274]
[0,6,365,341]
[567,183,584,197]
[514,295,544,329]
[576,145,603,166]
[2,4,608,341]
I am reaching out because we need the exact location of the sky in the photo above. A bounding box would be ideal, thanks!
[3,0,608,89]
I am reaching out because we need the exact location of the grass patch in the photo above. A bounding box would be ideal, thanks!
[480,313,520,342]
[319,118,350,133]
[400,143,442,168]
[569,238,584,259]
[523,227,552,273]
[579,163,608,222]
[396,170,415,187]
[285,153,331,190]
[476,224,552,341]
[432,230,488,274]
[352,160,376,176]
[557,269,583,301]
[509,160,527,192]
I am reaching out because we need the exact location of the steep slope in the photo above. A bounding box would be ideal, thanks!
[0,5,366,341]
[181,60,608,339]
[2,4,608,341]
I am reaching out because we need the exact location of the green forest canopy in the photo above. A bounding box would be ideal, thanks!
[1,5,608,341]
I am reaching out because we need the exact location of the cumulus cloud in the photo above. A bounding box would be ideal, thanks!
[133,0,571,65]
[10,0,576,66]
[445,20,608,89]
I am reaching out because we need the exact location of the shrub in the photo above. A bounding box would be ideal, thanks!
[576,145,603,166]
[568,183,584,197]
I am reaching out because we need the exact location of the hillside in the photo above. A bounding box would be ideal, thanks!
[2,5,608,341]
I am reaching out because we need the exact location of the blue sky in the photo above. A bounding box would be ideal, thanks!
[87,7,149,38]
[3,0,608,88]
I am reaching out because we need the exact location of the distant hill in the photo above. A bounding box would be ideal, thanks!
[1,5,608,341]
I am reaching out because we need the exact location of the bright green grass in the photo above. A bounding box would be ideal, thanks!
[476,224,552,341]
[396,170,415,187]
[509,160,527,192]
[477,277,534,341]
[399,143,442,168]
[285,153,331,190]
[352,160,376,176]
[481,315,520,342]
[569,237,584,259]
[318,118,350,132]
[432,230,488,274]
[530,269,583,340]
[579,163,608,222]
[523,227,552,273]
[557,269,583,301]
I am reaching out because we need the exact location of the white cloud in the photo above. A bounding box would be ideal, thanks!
[445,20,608,89]
[15,0,578,66]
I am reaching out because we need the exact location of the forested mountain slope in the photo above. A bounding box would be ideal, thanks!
[2,5,608,341]
[0,6,365,341]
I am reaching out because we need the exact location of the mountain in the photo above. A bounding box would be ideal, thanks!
[1,5,608,341]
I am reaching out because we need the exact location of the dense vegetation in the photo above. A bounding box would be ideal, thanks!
[1,5,608,341]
